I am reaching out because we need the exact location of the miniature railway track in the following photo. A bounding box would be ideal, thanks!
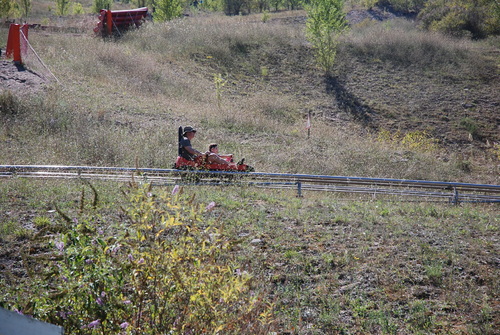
[1,165,499,203]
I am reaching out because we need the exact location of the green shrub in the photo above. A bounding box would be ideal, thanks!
[223,0,245,15]
[0,220,18,240]
[92,0,111,13]
[377,0,426,13]
[419,0,500,39]
[459,117,479,138]
[491,143,500,161]
[33,216,51,229]
[0,0,12,18]
[5,183,274,334]
[72,2,84,14]
[0,90,20,117]
[55,0,70,15]
[378,129,439,152]
[153,0,183,22]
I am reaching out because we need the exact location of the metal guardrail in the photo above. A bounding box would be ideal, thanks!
[1,165,499,204]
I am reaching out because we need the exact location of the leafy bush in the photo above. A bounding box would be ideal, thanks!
[92,0,111,13]
[377,0,427,13]
[153,0,183,22]
[0,0,12,18]
[491,143,500,161]
[0,90,22,117]
[418,0,500,39]
[55,0,70,16]
[4,183,274,334]
[378,129,439,152]
[223,0,246,15]
[458,117,480,138]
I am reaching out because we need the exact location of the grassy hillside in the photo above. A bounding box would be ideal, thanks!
[1,10,499,183]
[0,7,499,334]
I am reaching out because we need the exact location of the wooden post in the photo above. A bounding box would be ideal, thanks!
[306,111,311,139]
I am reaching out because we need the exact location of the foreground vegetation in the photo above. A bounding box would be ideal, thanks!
[0,178,498,333]
[1,4,499,334]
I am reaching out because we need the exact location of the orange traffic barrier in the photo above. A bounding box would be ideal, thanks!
[94,7,148,37]
[5,24,29,64]
[6,24,21,63]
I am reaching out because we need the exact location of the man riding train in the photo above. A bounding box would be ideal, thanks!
[175,126,252,171]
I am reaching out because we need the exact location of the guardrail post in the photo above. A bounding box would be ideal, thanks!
[451,187,459,205]
[297,181,302,197]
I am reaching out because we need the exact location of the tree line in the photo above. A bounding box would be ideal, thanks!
[1,0,499,39]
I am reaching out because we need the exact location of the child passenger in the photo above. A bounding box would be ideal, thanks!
[207,143,233,163]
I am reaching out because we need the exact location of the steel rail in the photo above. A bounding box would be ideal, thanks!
[1,165,499,203]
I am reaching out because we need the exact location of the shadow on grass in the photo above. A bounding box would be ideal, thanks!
[324,74,375,127]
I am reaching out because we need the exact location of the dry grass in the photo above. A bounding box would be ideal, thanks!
[1,10,499,333]
[1,11,499,182]
[342,18,482,72]
[1,179,498,334]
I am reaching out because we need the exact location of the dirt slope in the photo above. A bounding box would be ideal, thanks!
[0,59,46,94]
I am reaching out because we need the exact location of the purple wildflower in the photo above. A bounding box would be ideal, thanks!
[120,322,130,329]
[58,311,71,320]
[172,185,180,195]
[96,297,103,306]
[87,319,101,329]
[110,244,121,254]
[55,241,64,252]
[206,201,216,211]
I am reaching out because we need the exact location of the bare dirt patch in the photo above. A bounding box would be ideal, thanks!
[0,59,47,94]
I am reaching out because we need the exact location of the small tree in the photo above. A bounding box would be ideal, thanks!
[134,0,149,8]
[73,2,84,14]
[269,0,282,11]
[92,0,111,13]
[0,0,11,18]
[285,0,301,10]
[256,0,270,12]
[55,0,71,15]
[153,0,182,21]
[18,0,31,18]
[200,0,224,11]
[223,0,246,15]
[305,0,347,74]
